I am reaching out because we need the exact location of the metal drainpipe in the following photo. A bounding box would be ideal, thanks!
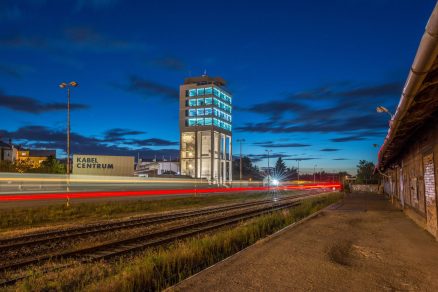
[379,2,438,169]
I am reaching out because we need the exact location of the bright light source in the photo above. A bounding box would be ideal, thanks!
[376,106,388,113]
[272,179,279,186]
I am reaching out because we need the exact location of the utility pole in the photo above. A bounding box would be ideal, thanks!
[237,139,245,186]
[295,159,301,182]
[265,149,272,189]
[313,164,317,184]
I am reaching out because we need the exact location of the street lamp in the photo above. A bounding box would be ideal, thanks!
[376,106,393,118]
[313,164,317,184]
[59,81,78,177]
[236,139,246,186]
[265,149,272,188]
[295,159,302,182]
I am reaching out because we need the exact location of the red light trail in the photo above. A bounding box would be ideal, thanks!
[0,183,341,202]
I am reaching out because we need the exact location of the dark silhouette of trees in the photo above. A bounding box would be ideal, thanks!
[232,156,262,180]
[356,160,379,184]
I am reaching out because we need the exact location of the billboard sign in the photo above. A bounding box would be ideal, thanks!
[73,154,134,176]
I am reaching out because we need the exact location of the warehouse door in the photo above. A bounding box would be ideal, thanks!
[423,154,437,236]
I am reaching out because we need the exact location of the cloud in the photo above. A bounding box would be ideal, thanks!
[236,113,387,134]
[0,26,146,52]
[103,128,146,142]
[0,91,88,113]
[63,26,146,52]
[119,75,178,100]
[236,81,401,138]
[0,64,21,78]
[0,5,22,21]
[283,157,318,161]
[65,27,103,44]
[130,138,178,147]
[75,0,119,10]
[331,135,366,142]
[340,82,402,98]
[254,141,310,148]
[0,34,46,49]
[246,153,292,162]
[0,126,179,159]
[333,158,349,160]
[151,57,186,71]
[320,148,340,152]
[244,100,306,118]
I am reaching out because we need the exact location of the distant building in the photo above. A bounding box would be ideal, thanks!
[135,159,180,176]
[1,138,55,168]
[0,139,17,162]
[179,75,232,184]
[16,149,56,167]
[378,5,438,238]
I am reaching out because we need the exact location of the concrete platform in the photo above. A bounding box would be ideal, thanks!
[172,192,438,291]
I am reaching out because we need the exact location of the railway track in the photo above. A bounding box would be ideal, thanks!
[0,195,309,287]
[0,191,316,251]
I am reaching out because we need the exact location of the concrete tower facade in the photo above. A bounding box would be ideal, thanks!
[179,75,232,184]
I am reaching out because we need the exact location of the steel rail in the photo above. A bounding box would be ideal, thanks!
[0,198,302,283]
[0,193,312,250]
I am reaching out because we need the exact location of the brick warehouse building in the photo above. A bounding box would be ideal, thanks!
[378,3,438,238]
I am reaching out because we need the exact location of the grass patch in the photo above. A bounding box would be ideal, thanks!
[15,192,342,292]
[0,191,295,231]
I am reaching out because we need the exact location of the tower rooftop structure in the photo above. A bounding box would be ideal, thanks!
[183,75,227,86]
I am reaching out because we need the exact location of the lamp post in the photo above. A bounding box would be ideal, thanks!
[59,81,78,177]
[236,139,245,186]
[313,164,317,184]
[376,106,394,119]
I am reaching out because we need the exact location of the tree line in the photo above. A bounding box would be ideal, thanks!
[0,156,66,174]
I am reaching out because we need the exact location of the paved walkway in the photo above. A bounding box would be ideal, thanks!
[172,192,438,291]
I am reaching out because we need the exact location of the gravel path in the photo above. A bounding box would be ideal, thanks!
[172,192,438,291]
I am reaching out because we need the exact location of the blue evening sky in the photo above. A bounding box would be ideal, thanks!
[0,0,435,173]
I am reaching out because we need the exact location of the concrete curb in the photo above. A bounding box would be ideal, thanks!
[167,196,343,291]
